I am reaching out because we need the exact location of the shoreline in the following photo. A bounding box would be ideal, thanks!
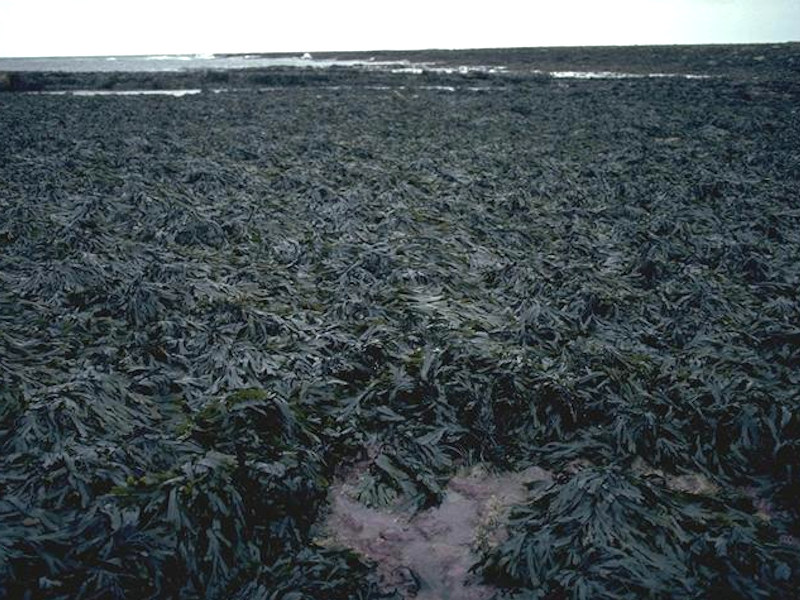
[1,64,799,598]
[1,43,799,93]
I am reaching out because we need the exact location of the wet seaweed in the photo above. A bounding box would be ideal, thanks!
[1,48,800,598]
[478,468,800,599]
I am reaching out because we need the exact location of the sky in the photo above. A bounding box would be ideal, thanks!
[1,0,798,57]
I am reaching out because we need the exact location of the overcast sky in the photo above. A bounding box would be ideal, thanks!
[1,0,798,57]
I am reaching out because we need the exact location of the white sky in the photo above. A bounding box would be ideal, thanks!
[1,0,798,57]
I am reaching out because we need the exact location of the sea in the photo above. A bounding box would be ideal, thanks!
[0,53,413,73]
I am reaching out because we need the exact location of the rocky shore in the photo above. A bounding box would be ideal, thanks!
[1,48,799,598]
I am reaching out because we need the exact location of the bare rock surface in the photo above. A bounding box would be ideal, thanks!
[323,464,551,599]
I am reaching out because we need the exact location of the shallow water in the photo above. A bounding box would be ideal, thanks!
[0,54,712,81]
[0,54,506,75]
[548,70,712,79]
[23,85,497,97]
[323,464,551,599]
[29,89,203,97]
[0,54,410,73]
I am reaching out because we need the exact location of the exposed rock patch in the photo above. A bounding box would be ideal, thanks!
[322,464,551,599]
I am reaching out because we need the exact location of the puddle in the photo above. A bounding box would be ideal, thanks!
[548,70,712,80]
[420,85,456,92]
[28,89,202,97]
[25,85,506,98]
[321,464,551,599]
[390,65,507,75]
[21,69,714,100]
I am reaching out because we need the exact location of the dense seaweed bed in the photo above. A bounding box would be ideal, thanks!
[1,72,800,599]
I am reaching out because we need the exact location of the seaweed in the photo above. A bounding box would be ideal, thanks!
[478,467,800,599]
[1,46,799,598]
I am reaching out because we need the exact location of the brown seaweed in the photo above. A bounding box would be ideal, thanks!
[1,46,800,599]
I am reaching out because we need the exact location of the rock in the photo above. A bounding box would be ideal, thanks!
[667,473,720,496]
[324,463,551,599]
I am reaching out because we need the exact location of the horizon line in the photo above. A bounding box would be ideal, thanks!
[3,40,799,61]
